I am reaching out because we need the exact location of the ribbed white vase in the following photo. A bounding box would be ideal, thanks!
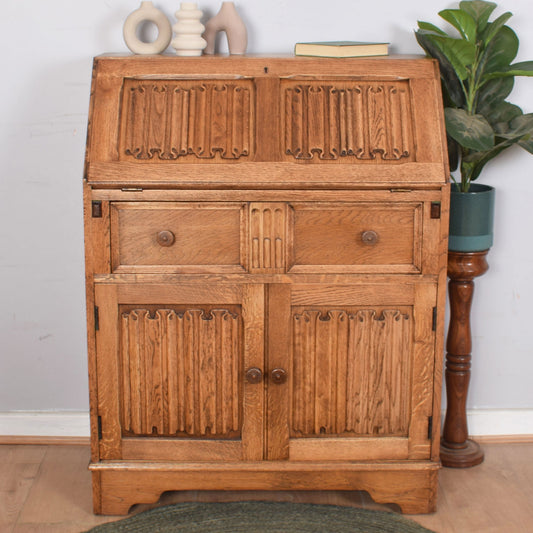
[171,2,207,56]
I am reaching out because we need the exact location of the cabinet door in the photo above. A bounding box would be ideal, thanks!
[266,282,437,462]
[94,282,264,462]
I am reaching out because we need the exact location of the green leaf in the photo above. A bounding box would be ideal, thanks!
[476,77,514,114]
[447,135,460,171]
[511,114,533,153]
[483,61,533,82]
[459,1,497,32]
[507,113,533,137]
[445,107,495,151]
[480,12,513,46]
[464,114,533,179]
[439,9,477,42]
[509,61,533,73]
[424,33,476,80]
[415,30,466,106]
[483,101,523,128]
[518,136,533,154]
[483,26,518,73]
[417,20,448,36]
[462,140,513,180]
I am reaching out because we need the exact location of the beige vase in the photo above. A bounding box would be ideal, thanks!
[123,1,172,55]
[171,2,207,56]
[203,2,247,55]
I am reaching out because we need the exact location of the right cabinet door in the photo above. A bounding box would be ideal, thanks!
[266,282,438,462]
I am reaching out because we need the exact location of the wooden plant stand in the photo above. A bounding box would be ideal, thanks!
[440,250,489,468]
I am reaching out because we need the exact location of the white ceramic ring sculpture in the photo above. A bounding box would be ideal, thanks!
[123,1,172,55]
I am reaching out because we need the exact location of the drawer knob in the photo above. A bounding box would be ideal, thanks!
[156,230,175,247]
[245,367,263,384]
[361,230,379,245]
[271,368,288,384]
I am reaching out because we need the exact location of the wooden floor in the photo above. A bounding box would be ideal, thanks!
[1,441,532,532]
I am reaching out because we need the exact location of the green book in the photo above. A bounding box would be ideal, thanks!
[294,41,389,58]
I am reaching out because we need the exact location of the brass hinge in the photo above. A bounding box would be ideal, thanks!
[94,306,100,331]
[430,201,441,219]
[432,307,437,331]
[428,416,433,440]
[97,415,103,440]
[91,200,102,218]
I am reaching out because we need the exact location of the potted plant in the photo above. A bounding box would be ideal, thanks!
[415,0,533,251]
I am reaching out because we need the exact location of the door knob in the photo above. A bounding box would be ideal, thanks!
[245,367,263,384]
[270,368,287,384]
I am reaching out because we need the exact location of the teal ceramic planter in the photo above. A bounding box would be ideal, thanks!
[449,183,495,252]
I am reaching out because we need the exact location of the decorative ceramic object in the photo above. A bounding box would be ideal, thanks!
[171,2,207,56]
[123,1,172,55]
[203,2,247,55]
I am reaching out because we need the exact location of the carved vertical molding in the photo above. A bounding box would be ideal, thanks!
[119,308,242,438]
[282,81,413,162]
[249,203,288,272]
[120,80,254,160]
[291,308,412,437]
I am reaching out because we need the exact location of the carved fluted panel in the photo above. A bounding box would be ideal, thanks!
[291,308,412,437]
[249,203,288,272]
[120,80,253,160]
[282,81,413,162]
[119,308,242,438]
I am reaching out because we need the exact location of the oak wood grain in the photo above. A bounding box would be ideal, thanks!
[84,55,449,515]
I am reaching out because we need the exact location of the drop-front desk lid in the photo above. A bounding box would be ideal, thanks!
[85,54,449,189]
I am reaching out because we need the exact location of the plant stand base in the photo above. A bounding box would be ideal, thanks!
[440,438,484,468]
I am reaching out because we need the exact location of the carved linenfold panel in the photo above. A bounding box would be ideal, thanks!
[249,203,288,272]
[291,308,412,437]
[282,81,413,162]
[120,79,254,161]
[119,307,242,438]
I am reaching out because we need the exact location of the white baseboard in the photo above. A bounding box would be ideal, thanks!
[0,409,532,438]
[0,411,90,437]
[466,408,533,437]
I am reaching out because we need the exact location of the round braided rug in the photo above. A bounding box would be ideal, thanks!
[85,501,435,532]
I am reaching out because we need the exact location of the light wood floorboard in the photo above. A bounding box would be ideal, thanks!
[0,442,531,532]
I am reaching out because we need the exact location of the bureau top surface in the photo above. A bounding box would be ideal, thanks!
[85,54,449,189]
[93,53,439,77]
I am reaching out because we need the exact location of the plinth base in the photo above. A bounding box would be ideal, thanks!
[440,439,484,468]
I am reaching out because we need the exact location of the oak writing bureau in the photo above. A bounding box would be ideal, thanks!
[83,55,449,514]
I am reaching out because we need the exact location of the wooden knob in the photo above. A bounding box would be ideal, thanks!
[156,230,175,247]
[361,230,379,245]
[245,367,263,384]
[271,368,287,384]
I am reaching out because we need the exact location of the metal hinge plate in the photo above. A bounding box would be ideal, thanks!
[91,201,102,218]
[430,202,441,219]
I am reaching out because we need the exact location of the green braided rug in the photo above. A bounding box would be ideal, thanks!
[85,501,435,532]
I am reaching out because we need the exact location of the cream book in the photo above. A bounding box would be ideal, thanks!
[294,41,389,58]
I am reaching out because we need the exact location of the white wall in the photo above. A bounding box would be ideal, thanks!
[1,1,532,428]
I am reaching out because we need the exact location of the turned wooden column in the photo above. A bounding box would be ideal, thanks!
[440,250,489,468]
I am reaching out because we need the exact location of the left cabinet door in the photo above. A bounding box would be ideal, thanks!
[93,282,264,462]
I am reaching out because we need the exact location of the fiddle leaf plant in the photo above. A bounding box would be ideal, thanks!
[415,0,533,192]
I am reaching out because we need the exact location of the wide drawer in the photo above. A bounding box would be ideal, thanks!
[110,202,246,273]
[289,202,423,274]
[108,199,432,274]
